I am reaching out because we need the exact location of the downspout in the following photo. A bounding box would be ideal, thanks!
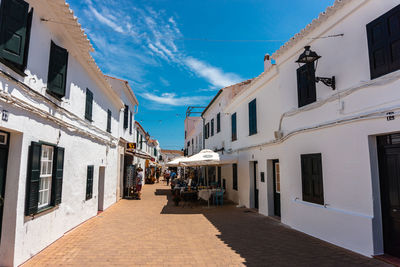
[201,114,205,149]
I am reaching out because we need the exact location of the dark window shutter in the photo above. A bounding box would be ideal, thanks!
[86,165,94,200]
[129,111,132,134]
[301,153,324,205]
[136,129,139,144]
[0,0,29,66]
[297,63,316,108]
[231,113,237,141]
[47,41,68,98]
[217,113,221,133]
[85,89,93,121]
[211,119,214,136]
[123,105,128,129]
[249,99,257,135]
[233,163,238,190]
[107,109,111,133]
[367,4,400,79]
[25,141,41,215]
[51,146,64,206]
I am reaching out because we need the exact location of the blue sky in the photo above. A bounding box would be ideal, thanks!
[68,0,335,150]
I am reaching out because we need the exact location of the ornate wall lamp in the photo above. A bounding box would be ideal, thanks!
[295,46,336,90]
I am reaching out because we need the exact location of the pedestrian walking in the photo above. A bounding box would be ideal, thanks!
[165,169,170,186]
[136,167,144,200]
[156,168,161,183]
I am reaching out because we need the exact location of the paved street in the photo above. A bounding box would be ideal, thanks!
[23,183,391,267]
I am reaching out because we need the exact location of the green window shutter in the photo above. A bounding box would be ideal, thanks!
[297,63,316,108]
[47,41,68,98]
[232,163,238,190]
[51,146,64,206]
[107,109,111,133]
[249,99,257,135]
[231,113,237,141]
[129,111,132,134]
[123,105,128,129]
[0,0,29,66]
[85,88,93,121]
[211,119,214,136]
[86,165,94,200]
[217,113,221,133]
[301,153,324,205]
[25,141,41,215]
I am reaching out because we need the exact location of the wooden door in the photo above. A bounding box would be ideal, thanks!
[0,131,9,242]
[273,160,281,217]
[378,134,400,257]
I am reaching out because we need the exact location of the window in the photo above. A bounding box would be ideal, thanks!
[0,0,33,73]
[86,165,94,200]
[301,153,324,205]
[38,145,53,208]
[136,129,139,143]
[47,41,68,98]
[297,63,316,108]
[205,123,210,139]
[85,88,93,121]
[232,163,238,190]
[140,135,143,149]
[123,105,129,129]
[107,109,111,133]
[25,142,64,215]
[187,141,190,147]
[154,148,157,157]
[211,119,214,136]
[248,99,257,135]
[217,113,221,133]
[231,113,237,141]
[129,111,133,134]
[367,4,400,79]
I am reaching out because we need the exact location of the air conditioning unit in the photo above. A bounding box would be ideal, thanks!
[274,130,283,139]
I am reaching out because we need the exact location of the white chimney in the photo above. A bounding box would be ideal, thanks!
[264,53,272,72]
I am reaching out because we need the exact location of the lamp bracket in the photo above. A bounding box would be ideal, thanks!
[316,76,335,90]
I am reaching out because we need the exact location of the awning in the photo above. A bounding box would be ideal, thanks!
[129,150,152,160]
[166,157,187,167]
[180,149,237,167]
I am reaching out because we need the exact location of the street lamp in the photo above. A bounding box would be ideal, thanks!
[295,46,336,90]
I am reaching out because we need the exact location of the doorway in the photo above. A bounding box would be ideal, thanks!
[98,166,105,211]
[272,160,281,217]
[252,161,259,209]
[0,130,9,242]
[377,134,400,257]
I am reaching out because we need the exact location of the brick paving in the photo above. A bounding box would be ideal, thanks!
[23,183,391,267]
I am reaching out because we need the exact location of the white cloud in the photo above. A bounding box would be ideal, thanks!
[184,57,242,88]
[141,92,210,106]
[88,5,124,33]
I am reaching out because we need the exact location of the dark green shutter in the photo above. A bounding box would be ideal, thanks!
[129,111,132,134]
[123,105,128,129]
[211,119,214,136]
[47,41,68,98]
[231,113,237,141]
[51,147,64,206]
[297,63,316,108]
[301,153,324,205]
[107,109,111,133]
[86,165,94,200]
[85,89,93,121]
[25,141,41,215]
[217,113,221,133]
[0,0,29,66]
[232,163,238,190]
[249,99,257,135]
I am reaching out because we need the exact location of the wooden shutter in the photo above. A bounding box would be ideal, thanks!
[367,4,400,79]
[249,99,257,135]
[129,111,132,134]
[231,113,237,141]
[123,105,128,129]
[86,165,94,200]
[25,141,41,215]
[47,41,68,98]
[51,146,64,206]
[301,153,324,205]
[217,113,221,133]
[211,119,214,136]
[232,163,238,190]
[0,0,29,66]
[85,89,93,121]
[107,109,111,133]
[297,63,316,108]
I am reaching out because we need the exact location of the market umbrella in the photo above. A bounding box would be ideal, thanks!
[180,149,237,166]
[166,157,187,167]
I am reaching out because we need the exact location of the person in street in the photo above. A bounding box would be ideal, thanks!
[136,167,144,199]
[156,168,161,183]
[165,169,170,186]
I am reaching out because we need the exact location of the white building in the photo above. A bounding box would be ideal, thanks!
[0,0,141,265]
[184,116,203,156]
[201,0,400,258]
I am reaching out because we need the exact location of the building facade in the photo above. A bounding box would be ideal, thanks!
[198,0,400,258]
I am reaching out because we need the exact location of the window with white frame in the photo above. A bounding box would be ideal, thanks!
[38,145,54,208]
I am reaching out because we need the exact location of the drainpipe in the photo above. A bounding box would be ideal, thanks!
[201,114,205,149]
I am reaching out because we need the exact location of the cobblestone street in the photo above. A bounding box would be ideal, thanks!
[23,183,391,267]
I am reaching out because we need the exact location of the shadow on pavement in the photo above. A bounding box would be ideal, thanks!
[155,188,390,267]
